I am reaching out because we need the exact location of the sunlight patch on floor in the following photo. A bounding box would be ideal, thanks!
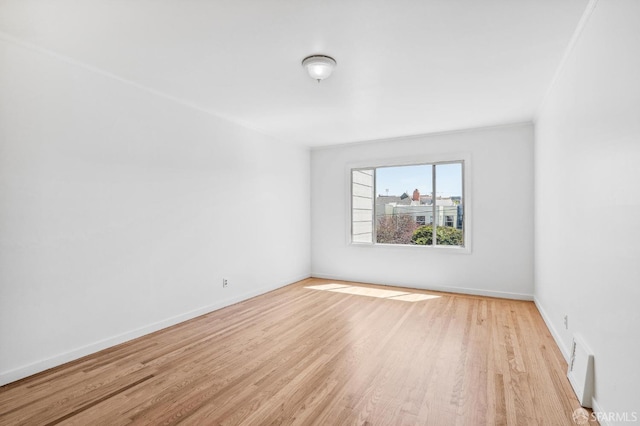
[305,283,350,291]
[304,283,441,302]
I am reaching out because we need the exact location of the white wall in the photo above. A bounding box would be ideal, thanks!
[534,0,640,420]
[311,123,534,299]
[0,37,310,385]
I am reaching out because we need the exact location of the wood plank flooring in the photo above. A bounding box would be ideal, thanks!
[0,278,597,425]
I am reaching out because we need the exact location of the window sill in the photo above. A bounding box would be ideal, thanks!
[350,242,471,254]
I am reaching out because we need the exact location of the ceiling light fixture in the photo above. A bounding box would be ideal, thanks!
[302,54,337,82]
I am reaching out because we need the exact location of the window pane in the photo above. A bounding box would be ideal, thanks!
[375,164,432,245]
[435,163,464,246]
[351,169,374,243]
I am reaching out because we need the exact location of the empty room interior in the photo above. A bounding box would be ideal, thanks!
[1,0,639,425]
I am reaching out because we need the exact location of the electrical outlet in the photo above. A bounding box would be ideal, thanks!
[563,315,569,329]
[222,278,228,288]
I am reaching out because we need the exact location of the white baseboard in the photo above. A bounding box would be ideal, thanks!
[0,274,310,387]
[533,296,570,362]
[310,273,533,301]
[591,398,610,426]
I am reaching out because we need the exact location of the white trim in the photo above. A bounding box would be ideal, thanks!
[349,242,470,254]
[311,121,533,151]
[0,274,310,386]
[346,152,472,253]
[533,296,570,361]
[311,273,533,301]
[534,0,599,121]
[0,31,299,148]
[346,151,472,170]
[591,398,611,426]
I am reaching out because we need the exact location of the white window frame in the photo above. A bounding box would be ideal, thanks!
[346,153,472,253]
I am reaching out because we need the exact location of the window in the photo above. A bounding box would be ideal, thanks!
[350,161,465,247]
[445,215,454,227]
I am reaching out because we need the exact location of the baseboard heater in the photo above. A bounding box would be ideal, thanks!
[567,333,594,408]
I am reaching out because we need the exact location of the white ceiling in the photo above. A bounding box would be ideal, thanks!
[0,0,589,146]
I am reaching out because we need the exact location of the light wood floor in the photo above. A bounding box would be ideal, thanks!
[0,278,596,425]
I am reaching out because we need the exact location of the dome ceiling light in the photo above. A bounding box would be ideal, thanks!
[302,54,337,83]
